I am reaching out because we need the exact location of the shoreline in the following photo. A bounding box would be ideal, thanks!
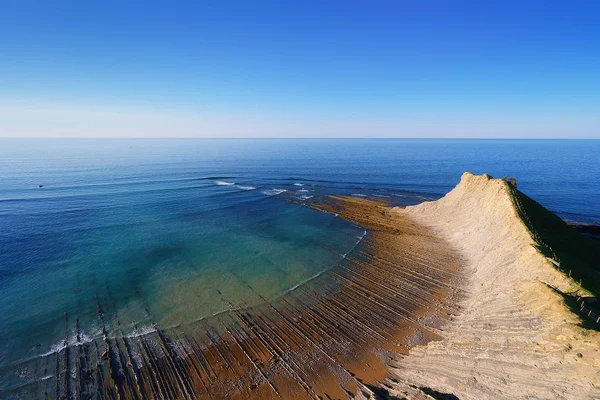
[4,194,464,399]
[6,173,596,399]
[308,195,466,396]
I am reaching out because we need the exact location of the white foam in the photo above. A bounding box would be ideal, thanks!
[317,209,339,217]
[40,341,67,357]
[342,230,367,257]
[293,183,304,186]
[289,230,367,290]
[262,188,286,196]
[170,339,193,358]
[288,269,327,292]
[40,331,95,357]
[300,195,313,200]
[215,180,256,190]
[351,193,367,197]
[128,324,157,338]
[297,189,311,193]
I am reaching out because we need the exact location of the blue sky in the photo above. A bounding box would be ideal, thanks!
[1,1,599,138]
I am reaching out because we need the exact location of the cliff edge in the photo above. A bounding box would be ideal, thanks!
[385,172,600,400]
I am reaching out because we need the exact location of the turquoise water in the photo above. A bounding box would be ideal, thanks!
[0,138,598,391]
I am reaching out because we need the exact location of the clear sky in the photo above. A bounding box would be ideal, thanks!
[1,0,599,138]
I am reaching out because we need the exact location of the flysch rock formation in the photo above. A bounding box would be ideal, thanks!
[381,172,600,400]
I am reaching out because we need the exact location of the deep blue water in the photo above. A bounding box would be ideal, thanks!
[0,138,598,390]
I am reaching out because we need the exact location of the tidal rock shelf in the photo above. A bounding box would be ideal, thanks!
[3,196,463,399]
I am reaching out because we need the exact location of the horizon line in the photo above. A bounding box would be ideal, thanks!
[0,137,598,140]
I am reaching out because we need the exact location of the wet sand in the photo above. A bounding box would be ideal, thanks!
[11,196,464,399]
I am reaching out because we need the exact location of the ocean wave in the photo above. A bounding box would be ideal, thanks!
[262,188,286,196]
[40,331,95,358]
[342,230,367,257]
[215,180,236,186]
[297,189,311,193]
[288,230,367,292]
[195,176,236,181]
[128,324,157,338]
[293,183,304,186]
[288,269,327,292]
[351,193,367,197]
[23,176,234,192]
[300,195,313,200]
[215,180,257,191]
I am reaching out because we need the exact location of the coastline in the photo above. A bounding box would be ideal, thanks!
[307,195,466,397]
[4,192,464,399]
[383,173,600,399]
[5,172,598,399]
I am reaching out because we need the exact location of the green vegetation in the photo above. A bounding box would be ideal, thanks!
[508,185,600,298]
[546,284,600,331]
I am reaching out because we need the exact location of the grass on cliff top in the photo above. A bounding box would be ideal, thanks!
[508,185,600,298]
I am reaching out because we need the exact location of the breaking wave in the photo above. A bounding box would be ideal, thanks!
[215,180,236,186]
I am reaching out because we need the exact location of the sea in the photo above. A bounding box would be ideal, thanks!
[0,138,598,394]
